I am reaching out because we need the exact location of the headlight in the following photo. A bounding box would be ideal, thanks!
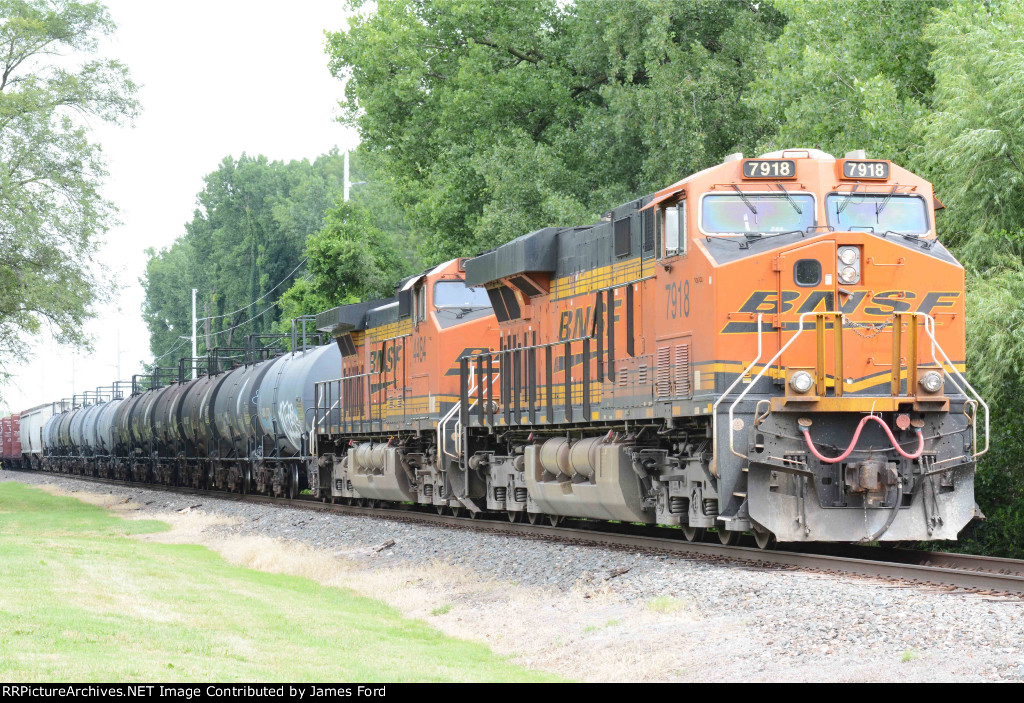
[920,371,944,394]
[790,371,814,394]
[839,266,859,284]
[838,247,859,265]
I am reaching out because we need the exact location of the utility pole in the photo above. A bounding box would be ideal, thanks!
[344,150,351,202]
[343,150,366,202]
[191,288,198,380]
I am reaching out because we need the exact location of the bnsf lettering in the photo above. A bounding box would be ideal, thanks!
[369,344,402,374]
[863,290,915,316]
[722,290,960,333]
[557,301,621,341]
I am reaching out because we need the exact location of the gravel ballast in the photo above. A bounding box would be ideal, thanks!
[5,469,1023,683]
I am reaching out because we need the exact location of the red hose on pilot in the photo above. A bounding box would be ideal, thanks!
[801,414,925,464]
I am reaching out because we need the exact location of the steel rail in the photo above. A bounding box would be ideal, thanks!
[12,470,1024,597]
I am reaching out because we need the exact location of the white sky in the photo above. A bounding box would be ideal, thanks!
[2,0,358,413]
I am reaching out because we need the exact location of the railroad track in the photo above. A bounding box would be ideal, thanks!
[12,469,1024,598]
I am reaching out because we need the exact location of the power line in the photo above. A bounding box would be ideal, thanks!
[196,256,309,323]
[155,270,313,364]
[152,335,190,362]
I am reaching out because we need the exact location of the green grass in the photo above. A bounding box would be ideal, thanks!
[646,596,689,614]
[0,482,560,682]
[430,603,453,616]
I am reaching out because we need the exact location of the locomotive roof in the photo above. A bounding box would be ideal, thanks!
[464,194,656,287]
[315,298,390,335]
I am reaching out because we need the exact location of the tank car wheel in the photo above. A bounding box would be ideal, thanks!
[507,510,521,523]
[288,466,300,500]
[753,529,776,551]
[451,506,465,518]
[681,525,705,542]
[526,512,542,525]
[547,515,562,527]
[717,529,741,546]
[436,505,446,515]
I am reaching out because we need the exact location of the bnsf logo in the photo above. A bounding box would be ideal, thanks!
[722,290,960,334]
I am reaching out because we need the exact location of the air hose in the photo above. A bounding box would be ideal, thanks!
[801,414,919,542]
[801,414,924,464]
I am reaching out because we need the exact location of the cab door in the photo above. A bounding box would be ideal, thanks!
[775,240,837,386]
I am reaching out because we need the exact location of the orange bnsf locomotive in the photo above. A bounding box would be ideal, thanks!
[311,148,986,547]
[5,148,987,549]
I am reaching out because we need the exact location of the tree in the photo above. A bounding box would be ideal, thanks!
[912,1,1024,557]
[276,200,409,321]
[748,0,943,163]
[328,0,785,263]
[0,0,138,391]
[917,0,1024,241]
[141,151,385,361]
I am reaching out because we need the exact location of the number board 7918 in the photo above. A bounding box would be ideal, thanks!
[842,160,889,180]
[742,159,796,179]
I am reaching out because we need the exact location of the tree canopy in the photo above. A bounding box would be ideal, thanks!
[0,0,138,392]
[327,0,786,262]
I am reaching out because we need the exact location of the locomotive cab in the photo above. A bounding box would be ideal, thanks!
[311,258,500,510]
[668,149,984,544]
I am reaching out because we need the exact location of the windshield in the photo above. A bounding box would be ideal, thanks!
[826,193,929,234]
[701,193,816,235]
[433,281,491,308]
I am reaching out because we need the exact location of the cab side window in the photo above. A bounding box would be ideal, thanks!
[664,201,686,257]
[414,283,426,323]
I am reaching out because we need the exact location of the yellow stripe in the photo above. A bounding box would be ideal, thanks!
[366,319,412,343]
[551,256,646,301]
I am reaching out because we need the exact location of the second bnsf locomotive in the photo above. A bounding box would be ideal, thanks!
[310,148,986,547]
[5,148,987,548]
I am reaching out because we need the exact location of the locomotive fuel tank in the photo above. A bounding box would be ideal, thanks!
[525,437,652,523]
[348,441,418,502]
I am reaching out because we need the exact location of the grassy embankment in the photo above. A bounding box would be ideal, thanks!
[0,482,559,682]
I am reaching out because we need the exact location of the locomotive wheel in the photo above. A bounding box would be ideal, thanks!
[682,525,705,542]
[717,529,741,546]
[526,512,542,525]
[753,529,777,551]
